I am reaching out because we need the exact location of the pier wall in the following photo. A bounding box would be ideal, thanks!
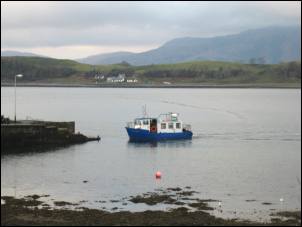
[1,121,75,136]
[1,121,84,151]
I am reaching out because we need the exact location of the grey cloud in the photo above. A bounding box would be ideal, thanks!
[1,1,301,48]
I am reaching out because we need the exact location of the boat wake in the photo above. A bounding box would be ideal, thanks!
[192,132,301,142]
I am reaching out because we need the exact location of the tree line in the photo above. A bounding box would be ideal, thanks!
[1,57,300,83]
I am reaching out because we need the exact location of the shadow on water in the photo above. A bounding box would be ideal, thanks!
[127,139,193,148]
[1,144,76,157]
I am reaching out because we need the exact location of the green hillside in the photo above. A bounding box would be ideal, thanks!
[1,56,301,85]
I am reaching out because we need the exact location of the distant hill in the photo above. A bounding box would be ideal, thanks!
[77,51,135,65]
[78,26,301,65]
[1,56,300,85]
[1,50,45,57]
[0,57,93,82]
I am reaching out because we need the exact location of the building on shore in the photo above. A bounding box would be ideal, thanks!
[126,79,138,83]
[107,74,125,83]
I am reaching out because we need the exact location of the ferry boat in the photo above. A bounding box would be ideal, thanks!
[126,112,193,142]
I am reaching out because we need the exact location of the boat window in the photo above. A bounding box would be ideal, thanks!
[135,120,141,125]
[176,122,181,129]
[151,119,157,124]
[143,120,149,125]
[168,123,174,129]
[161,123,166,129]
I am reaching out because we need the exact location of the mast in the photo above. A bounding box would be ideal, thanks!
[142,105,147,117]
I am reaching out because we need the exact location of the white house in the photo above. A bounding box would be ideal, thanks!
[126,79,138,83]
[107,74,125,83]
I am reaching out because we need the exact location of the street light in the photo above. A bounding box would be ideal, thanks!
[14,74,23,123]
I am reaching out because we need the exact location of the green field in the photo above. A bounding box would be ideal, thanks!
[1,56,301,86]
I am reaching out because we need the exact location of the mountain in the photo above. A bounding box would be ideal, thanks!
[77,51,135,65]
[78,26,301,65]
[1,50,44,57]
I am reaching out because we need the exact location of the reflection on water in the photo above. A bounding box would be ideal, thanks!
[2,144,75,156]
[127,139,193,148]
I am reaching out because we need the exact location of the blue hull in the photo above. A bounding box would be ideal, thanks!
[126,127,193,142]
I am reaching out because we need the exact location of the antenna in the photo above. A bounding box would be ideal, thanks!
[142,105,147,117]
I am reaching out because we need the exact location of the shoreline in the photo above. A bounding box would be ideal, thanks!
[1,82,301,89]
[1,189,301,226]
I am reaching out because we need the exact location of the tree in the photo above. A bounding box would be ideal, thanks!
[249,58,256,64]
[257,57,266,64]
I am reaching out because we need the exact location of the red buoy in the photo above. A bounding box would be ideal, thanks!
[155,171,162,179]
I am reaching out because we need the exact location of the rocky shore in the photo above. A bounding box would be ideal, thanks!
[1,188,300,226]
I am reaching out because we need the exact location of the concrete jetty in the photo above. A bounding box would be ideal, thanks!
[1,119,100,152]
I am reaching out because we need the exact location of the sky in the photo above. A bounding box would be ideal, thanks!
[1,1,301,59]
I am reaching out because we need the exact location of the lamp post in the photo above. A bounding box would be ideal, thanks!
[14,74,23,123]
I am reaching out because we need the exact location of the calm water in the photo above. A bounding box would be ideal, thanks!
[1,87,301,221]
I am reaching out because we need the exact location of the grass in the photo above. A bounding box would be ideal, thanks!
[1,56,301,85]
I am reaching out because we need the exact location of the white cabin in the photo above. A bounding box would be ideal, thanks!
[127,113,191,133]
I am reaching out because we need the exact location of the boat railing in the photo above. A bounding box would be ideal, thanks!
[183,124,191,131]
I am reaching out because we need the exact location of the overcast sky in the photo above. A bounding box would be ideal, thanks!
[1,1,301,59]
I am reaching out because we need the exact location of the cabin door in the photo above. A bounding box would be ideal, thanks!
[150,119,157,133]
